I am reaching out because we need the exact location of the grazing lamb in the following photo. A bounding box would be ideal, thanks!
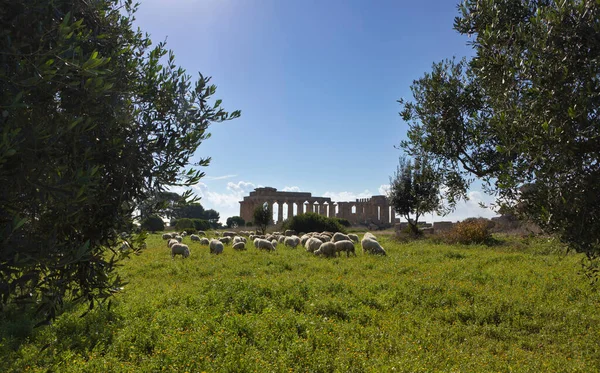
[175,235,183,243]
[305,237,323,253]
[197,231,206,236]
[363,232,378,241]
[223,231,236,238]
[255,238,276,252]
[209,239,224,255]
[348,234,359,243]
[271,239,278,248]
[334,240,356,257]
[332,232,351,242]
[162,233,172,240]
[300,234,312,246]
[167,239,179,249]
[171,243,190,258]
[284,236,300,248]
[219,236,232,245]
[361,238,387,255]
[190,234,201,242]
[285,229,297,237]
[233,236,243,244]
[314,242,337,258]
[199,237,210,245]
[232,242,246,251]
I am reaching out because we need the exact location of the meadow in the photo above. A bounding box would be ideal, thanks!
[1,232,599,372]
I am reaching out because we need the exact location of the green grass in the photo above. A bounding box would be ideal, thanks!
[2,233,599,372]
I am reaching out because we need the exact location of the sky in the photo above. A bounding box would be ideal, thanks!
[132,0,499,224]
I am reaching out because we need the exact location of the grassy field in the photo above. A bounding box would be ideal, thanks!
[1,232,599,372]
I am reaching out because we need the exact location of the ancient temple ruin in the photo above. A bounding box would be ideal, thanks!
[239,187,393,226]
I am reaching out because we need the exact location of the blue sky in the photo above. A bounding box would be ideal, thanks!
[133,0,498,224]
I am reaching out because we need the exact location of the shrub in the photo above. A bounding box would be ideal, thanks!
[281,213,346,234]
[334,218,351,227]
[193,219,211,231]
[445,218,492,245]
[246,221,253,227]
[174,218,194,231]
[141,215,165,232]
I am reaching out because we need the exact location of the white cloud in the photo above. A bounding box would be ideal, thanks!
[322,190,373,202]
[282,186,301,192]
[203,174,237,181]
[378,184,390,197]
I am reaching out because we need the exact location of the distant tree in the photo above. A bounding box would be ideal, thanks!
[203,209,221,228]
[399,0,600,263]
[388,156,442,235]
[0,0,240,321]
[253,204,272,235]
[139,192,183,221]
[226,216,245,229]
[141,215,165,232]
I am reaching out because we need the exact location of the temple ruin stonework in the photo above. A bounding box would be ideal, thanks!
[239,187,393,226]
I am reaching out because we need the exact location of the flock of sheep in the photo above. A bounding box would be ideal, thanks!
[161,229,387,259]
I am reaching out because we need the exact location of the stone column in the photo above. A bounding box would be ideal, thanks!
[277,201,283,223]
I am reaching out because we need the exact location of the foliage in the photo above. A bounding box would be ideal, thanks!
[172,202,205,220]
[174,218,194,231]
[193,219,211,232]
[1,233,598,372]
[253,205,272,235]
[444,218,493,245]
[399,1,600,261]
[140,215,165,232]
[246,221,254,227]
[388,155,442,234]
[226,216,245,229]
[282,213,346,234]
[0,0,240,321]
[138,192,183,221]
[334,218,351,227]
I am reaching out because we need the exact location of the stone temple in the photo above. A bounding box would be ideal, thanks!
[239,187,393,226]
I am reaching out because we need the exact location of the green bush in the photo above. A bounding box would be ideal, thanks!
[334,218,351,227]
[141,215,165,232]
[445,219,491,245]
[174,218,194,231]
[193,219,211,231]
[281,213,346,234]
[246,221,253,227]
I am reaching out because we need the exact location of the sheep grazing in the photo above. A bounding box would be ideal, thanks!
[271,239,278,248]
[361,238,387,256]
[285,229,297,237]
[278,236,286,244]
[219,236,232,245]
[348,234,359,243]
[190,234,201,242]
[223,231,236,238]
[332,232,351,242]
[162,233,172,240]
[255,238,276,252]
[197,231,206,236]
[305,237,323,253]
[171,243,190,258]
[175,235,183,243]
[209,239,224,255]
[199,237,210,245]
[314,242,337,258]
[284,236,300,248]
[363,232,378,241]
[232,242,247,251]
[300,234,312,246]
[335,240,356,257]
[180,232,187,237]
[167,239,179,249]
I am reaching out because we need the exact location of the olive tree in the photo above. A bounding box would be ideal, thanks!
[0,0,240,321]
[253,204,272,235]
[400,0,600,264]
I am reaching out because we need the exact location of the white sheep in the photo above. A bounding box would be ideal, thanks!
[363,232,378,241]
[334,240,356,257]
[199,237,210,245]
[314,242,336,258]
[190,234,200,242]
[171,243,190,258]
[223,231,236,238]
[284,236,300,248]
[167,239,179,248]
[332,232,351,242]
[361,238,386,255]
[305,237,323,253]
[162,233,172,240]
[219,236,232,245]
[285,229,297,236]
[175,235,183,243]
[232,242,246,251]
[271,239,278,248]
[233,236,243,244]
[255,238,276,252]
[300,234,312,246]
[348,234,359,243]
[197,231,206,236]
[209,239,224,255]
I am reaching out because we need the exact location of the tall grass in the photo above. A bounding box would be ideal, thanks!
[1,233,599,372]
